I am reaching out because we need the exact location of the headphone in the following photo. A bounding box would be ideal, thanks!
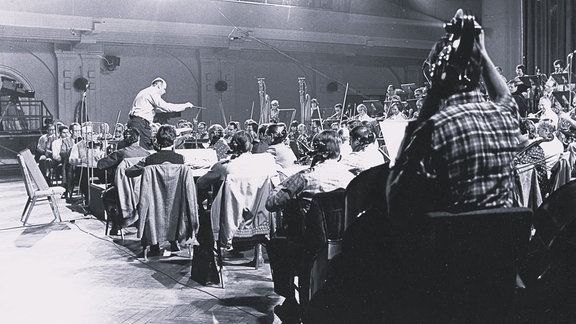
[428,9,482,97]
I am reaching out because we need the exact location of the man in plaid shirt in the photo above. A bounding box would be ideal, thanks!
[387,23,521,224]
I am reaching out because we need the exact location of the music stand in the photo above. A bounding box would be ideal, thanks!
[551,73,576,85]
[519,75,540,87]
[278,108,297,126]
[363,100,383,118]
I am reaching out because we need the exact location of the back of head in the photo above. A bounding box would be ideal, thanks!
[151,77,166,87]
[229,130,253,155]
[155,125,176,148]
[123,127,140,146]
[266,123,288,145]
[350,125,376,146]
[311,130,341,162]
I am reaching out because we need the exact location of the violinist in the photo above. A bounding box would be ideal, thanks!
[355,104,374,122]
[69,125,105,203]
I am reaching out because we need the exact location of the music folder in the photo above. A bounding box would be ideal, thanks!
[400,83,417,95]
[552,91,574,107]
[551,72,576,85]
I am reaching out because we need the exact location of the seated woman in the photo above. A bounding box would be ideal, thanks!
[339,125,385,175]
[265,123,298,169]
[514,118,550,197]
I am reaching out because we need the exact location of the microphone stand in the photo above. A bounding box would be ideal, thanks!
[78,85,91,215]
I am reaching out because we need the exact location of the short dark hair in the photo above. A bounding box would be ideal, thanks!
[312,130,341,160]
[266,123,287,144]
[350,125,375,146]
[123,127,140,146]
[229,130,253,154]
[155,125,176,148]
[58,125,69,134]
[516,64,526,72]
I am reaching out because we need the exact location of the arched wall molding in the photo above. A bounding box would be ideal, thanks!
[0,64,35,91]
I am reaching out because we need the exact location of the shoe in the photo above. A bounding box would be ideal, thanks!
[274,300,300,323]
[170,241,181,253]
[109,225,121,236]
[149,244,161,257]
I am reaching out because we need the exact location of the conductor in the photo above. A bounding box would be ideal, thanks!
[127,77,195,149]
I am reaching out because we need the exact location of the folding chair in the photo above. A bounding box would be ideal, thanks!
[17,149,66,225]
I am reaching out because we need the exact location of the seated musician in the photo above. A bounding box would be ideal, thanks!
[339,125,385,175]
[515,119,550,197]
[536,120,564,178]
[51,125,74,199]
[97,128,150,235]
[196,131,278,248]
[125,125,184,178]
[559,98,576,170]
[265,130,355,323]
[69,125,106,203]
[36,122,56,185]
[265,123,298,170]
[196,121,209,140]
[326,103,343,121]
[124,124,184,255]
[355,104,374,122]
[206,124,230,161]
[386,101,406,120]
[308,11,520,323]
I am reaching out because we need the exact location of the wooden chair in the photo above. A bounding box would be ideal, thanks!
[211,174,276,287]
[103,157,143,237]
[298,189,347,312]
[17,149,66,225]
[137,164,199,260]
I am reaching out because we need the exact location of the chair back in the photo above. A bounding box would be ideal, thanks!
[549,157,572,193]
[425,207,532,320]
[17,150,37,198]
[138,163,199,246]
[300,189,347,307]
[115,157,144,226]
[18,148,50,191]
[523,180,576,306]
[345,163,389,224]
[532,179,576,249]
[211,173,275,245]
[303,189,347,257]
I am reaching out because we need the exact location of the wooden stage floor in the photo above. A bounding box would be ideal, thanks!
[0,174,283,323]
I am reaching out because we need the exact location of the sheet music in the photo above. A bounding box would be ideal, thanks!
[379,120,409,167]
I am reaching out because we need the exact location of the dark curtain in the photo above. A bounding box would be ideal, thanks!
[523,0,576,75]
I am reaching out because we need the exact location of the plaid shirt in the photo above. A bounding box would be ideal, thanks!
[427,90,520,211]
[266,159,354,213]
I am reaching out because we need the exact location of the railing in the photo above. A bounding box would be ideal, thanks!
[0,98,52,135]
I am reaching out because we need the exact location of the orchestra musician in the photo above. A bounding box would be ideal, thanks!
[354,104,374,122]
[326,103,343,121]
[127,77,196,150]
[270,100,280,123]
